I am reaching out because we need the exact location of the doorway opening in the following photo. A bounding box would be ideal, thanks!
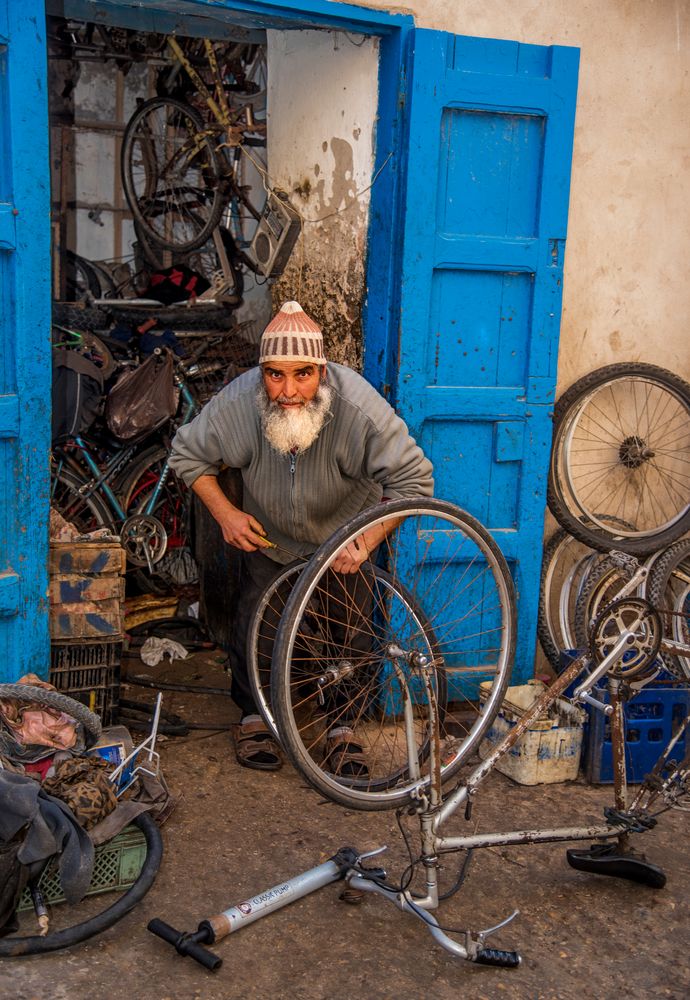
[47,4,384,605]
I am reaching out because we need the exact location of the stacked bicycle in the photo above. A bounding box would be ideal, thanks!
[50,321,256,591]
[539,361,690,681]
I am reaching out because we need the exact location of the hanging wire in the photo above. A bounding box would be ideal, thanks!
[239,143,393,226]
[239,143,392,301]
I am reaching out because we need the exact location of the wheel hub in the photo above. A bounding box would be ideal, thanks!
[619,435,655,469]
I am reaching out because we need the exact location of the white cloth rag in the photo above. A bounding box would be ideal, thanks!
[140,636,189,666]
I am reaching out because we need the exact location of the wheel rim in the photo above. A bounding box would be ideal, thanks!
[273,501,515,809]
[249,561,304,742]
[557,376,690,539]
[126,101,222,250]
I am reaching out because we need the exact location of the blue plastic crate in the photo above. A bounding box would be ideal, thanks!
[583,682,690,784]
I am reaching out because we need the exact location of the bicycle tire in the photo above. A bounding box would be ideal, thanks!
[0,813,161,956]
[248,561,448,758]
[104,301,239,331]
[547,363,690,555]
[646,537,690,680]
[247,560,305,742]
[271,499,516,811]
[0,683,102,741]
[52,303,112,333]
[572,552,640,650]
[64,251,103,302]
[50,465,115,537]
[121,96,225,253]
[537,529,598,668]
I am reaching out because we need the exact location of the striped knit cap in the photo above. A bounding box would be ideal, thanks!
[259,301,326,365]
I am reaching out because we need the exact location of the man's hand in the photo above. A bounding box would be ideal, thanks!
[331,520,398,574]
[217,507,271,551]
[331,534,369,574]
[191,474,272,552]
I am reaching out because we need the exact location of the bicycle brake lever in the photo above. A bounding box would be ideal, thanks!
[352,845,388,880]
[477,908,520,940]
[356,846,388,861]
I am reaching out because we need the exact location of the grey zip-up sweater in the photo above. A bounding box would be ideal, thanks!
[169,363,434,563]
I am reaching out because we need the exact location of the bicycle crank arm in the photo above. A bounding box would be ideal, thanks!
[147,848,360,972]
[572,627,637,704]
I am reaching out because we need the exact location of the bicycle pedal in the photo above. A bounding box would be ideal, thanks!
[566,845,666,888]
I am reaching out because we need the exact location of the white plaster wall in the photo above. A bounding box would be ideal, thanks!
[72,61,149,265]
[345,0,690,389]
[266,28,379,364]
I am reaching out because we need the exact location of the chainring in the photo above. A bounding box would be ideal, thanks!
[121,513,168,569]
[588,596,662,680]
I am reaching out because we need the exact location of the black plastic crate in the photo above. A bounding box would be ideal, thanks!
[49,639,122,725]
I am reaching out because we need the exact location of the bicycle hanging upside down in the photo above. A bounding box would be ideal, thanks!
[147,500,689,972]
[121,35,275,304]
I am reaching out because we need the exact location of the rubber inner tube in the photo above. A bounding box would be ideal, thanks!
[0,812,163,956]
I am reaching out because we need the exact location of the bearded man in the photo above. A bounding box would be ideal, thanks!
[169,301,433,771]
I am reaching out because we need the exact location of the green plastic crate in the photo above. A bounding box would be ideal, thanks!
[18,824,146,911]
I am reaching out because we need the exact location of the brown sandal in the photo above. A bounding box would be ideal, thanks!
[232,718,282,771]
[322,730,369,779]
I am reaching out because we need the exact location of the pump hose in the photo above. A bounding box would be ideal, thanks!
[0,812,162,956]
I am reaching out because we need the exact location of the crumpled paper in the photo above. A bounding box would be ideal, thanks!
[140,636,189,666]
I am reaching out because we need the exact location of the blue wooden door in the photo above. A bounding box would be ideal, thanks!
[0,2,52,680]
[392,30,579,690]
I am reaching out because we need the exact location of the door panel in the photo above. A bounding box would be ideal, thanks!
[393,29,579,689]
[0,2,52,680]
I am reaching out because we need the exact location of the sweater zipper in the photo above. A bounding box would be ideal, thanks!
[289,451,297,534]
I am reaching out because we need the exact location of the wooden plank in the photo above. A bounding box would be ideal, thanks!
[49,573,125,605]
[49,541,126,576]
[50,598,122,641]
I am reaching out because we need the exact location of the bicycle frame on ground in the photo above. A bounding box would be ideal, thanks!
[149,542,689,971]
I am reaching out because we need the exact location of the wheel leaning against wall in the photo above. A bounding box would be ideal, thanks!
[547,363,690,556]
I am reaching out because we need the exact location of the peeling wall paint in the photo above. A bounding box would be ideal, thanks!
[266,29,379,367]
[346,0,690,387]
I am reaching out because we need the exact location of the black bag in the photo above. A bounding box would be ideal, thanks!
[105,350,178,441]
[52,348,104,445]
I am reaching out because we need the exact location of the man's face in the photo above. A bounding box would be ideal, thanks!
[261,361,324,407]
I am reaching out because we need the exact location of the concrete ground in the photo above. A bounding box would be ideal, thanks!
[3,648,690,1000]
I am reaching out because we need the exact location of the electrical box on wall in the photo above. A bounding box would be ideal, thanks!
[247,189,301,278]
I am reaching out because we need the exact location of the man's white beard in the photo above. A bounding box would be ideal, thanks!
[257,382,333,456]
